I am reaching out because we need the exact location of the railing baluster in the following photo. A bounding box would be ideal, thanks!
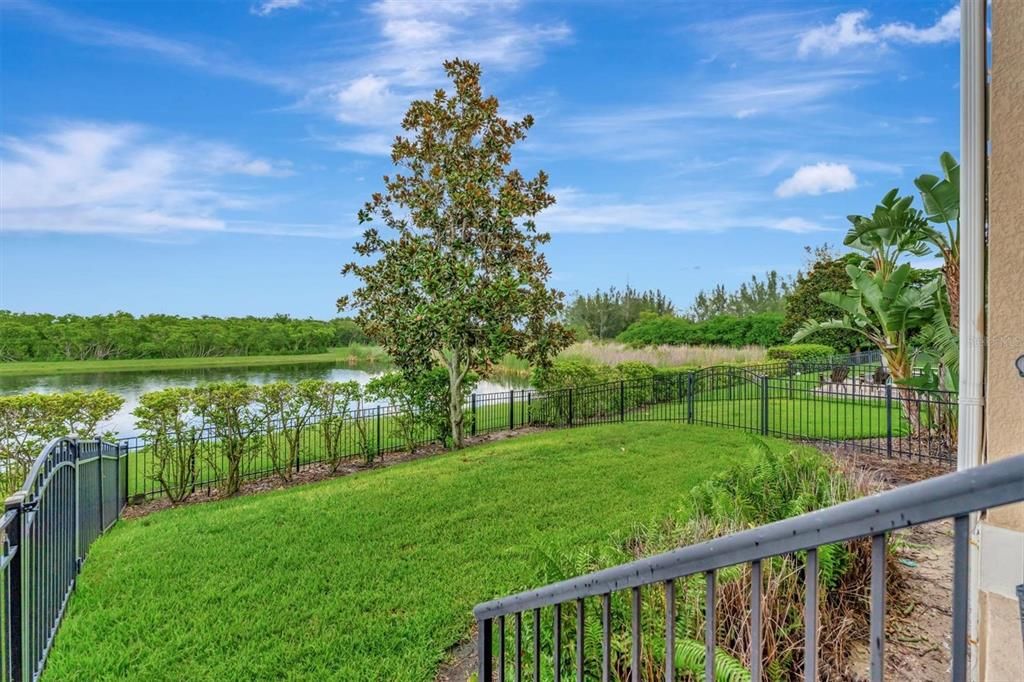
[553,602,561,682]
[479,617,493,682]
[575,598,584,682]
[533,607,540,681]
[870,533,886,682]
[499,615,506,682]
[665,579,675,682]
[601,593,611,682]
[804,548,818,681]
[514,611,523,682]
[951,515,969,682]
[705,570,715,682]
[631,586,641,682]
[750,560,762,682]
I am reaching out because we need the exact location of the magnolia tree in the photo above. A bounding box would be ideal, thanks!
[340,59,572,448]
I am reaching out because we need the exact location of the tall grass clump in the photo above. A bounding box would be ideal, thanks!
[531,440,902,681]
[562,341,767,368]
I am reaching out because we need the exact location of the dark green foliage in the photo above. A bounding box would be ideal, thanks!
[0,311,366,361]
[780,253,864,352]
[687,271,792,322]
[617,313,785,348]
[341,59,572,448]
[765,344,836,362]
[564,286,675,340]
[366,368,477,451]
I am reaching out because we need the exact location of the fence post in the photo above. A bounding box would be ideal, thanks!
[526,392,532,425]
[885,383,893,458]
[471,394,477,436]
[760,375,769,436]
[620,380,626,422]
[5,495,24,682]
[96,437,104,530]
[509,389,515,431]
[121,441,129,511]
[687,372,695,424]
[376,405,382,458]
[568,388,574,427]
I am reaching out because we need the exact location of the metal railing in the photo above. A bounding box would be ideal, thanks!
[1,438,127,682]
[474,452,1024,681]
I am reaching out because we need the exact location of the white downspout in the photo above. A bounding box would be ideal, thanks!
[958,0,986,679]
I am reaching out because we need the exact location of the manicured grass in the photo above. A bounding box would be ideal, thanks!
[46,423,795,681]
[0,345,390,377]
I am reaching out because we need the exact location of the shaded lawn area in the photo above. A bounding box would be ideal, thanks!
[46,423,798,681]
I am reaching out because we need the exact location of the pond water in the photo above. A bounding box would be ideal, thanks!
[0,362,531,437]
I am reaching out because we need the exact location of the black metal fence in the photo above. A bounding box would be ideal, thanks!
[1,438,127,681]
[118,353,955,503]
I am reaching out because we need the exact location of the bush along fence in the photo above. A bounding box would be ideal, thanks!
[113,350,955,505]
[2,438,128,681]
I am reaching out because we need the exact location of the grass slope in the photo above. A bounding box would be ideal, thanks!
[46,423,793,681]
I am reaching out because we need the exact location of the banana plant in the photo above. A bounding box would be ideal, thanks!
[843,189,932,279]
[914,152,960,330]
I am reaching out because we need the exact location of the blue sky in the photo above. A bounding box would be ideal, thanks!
[0,0,961,318]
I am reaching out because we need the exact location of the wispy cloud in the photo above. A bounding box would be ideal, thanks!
[540,187,834,235]
[775,163,857,197]
[251,0,305,17]
[799,5,960,57]
[304,0,571,154]
[3,0,297,89]
[1,122,294,236]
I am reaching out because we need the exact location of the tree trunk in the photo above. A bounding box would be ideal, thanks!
[446,350,465,449]
[944,258,959,333]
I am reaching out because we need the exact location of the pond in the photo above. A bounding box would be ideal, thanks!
[0,362,532,437]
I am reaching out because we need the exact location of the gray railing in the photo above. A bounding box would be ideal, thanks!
[1,438,128,682]
[474,453,1024,681]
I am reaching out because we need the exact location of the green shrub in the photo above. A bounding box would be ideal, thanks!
[617,314,695,346]
[766,343,836,362]
[133,388,201,503]
[0,390,124,497]
[617,313,784,348]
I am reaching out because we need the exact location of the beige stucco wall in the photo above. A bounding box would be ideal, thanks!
[981,1,1024,679]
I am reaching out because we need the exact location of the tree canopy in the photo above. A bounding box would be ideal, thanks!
[340,59,572,447]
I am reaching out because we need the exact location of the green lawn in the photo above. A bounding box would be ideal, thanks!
[0,345,390,376]
[46,423,796,681]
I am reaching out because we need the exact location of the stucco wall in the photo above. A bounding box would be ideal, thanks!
[982,2,1024,679]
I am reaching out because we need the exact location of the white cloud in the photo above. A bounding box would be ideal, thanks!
[307,0,571,155]
[775,163,857,197]
[1,122,292,235]
[251,0,305,17]
[770,217,830,233]
[799,5,960,56]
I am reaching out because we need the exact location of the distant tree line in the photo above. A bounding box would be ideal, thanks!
[0,312,369,362]
[688,270,792,322]
[564,286,675,340]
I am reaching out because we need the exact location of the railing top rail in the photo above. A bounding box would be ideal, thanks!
[473,452,1024,620]
[4,436,120,509]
